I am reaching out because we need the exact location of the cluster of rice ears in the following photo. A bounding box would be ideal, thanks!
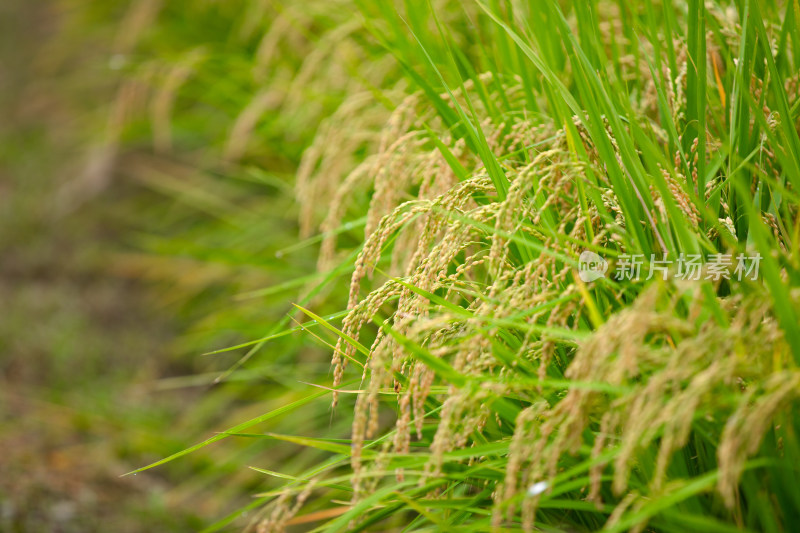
[119,0,800,531]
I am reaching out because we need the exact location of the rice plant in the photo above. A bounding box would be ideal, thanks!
[117,0,800,531]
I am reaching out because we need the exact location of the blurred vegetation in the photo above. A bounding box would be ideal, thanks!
[1,0,380,530]
[1,1,234,530]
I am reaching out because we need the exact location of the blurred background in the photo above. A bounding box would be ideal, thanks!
[0,0,394,529]
[0,1,208,530]
[0,0,389,528]
[1,0,294,530]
